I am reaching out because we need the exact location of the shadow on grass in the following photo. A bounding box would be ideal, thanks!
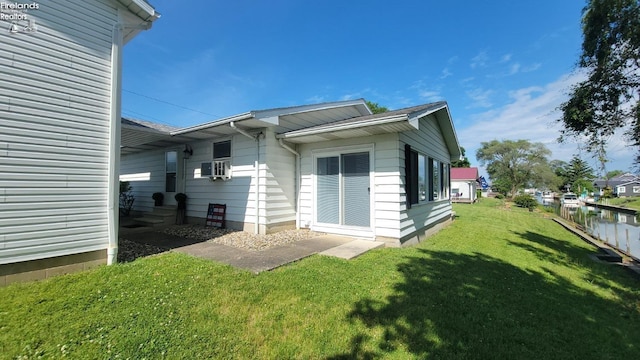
[331,249,639,359]
[507,230,592,269]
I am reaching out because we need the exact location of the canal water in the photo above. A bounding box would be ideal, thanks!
[537,195,640,261]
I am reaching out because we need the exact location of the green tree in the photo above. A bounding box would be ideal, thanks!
[558,0,640,164]
[476,140,551,198]
[606,169,624,179]
[451,146,471,168]
[366,101,388,114]
[565,156,595,191]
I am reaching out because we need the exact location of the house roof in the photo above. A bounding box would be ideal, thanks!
[121,117,189,155]
[593,173,639,188]
[617,180,640,187]
[171,99,372,137]
[451,167,479,180]
[121,99,371,154]
[120,100,462,161]
[275,101,462,161]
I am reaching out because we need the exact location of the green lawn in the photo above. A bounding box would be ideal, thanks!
[600,197,640,211]
[1,199,639,359]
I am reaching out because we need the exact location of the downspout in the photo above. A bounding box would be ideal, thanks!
[230,121,260,234]
[278,139,300,229]
[107,19,153,265]
[107,22,124,265]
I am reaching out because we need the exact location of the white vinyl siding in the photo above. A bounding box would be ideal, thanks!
[186,135,257,225]
[399,113,452,240]
[262,129,296,228]
[299,134,399,238]
[120,149,166,213]
[0,0,118,264]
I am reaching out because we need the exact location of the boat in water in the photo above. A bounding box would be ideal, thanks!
[560,193,580,208]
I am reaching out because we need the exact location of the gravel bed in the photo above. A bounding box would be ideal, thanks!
[117,238,169,263]
[162,224,324,251]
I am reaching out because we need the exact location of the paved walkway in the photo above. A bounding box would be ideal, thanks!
[120,228,385,273]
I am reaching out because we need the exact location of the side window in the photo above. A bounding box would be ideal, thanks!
[213,140,231,159]
[165,151,177,192]
[418,154,426,201]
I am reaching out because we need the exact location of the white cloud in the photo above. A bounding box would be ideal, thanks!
[419,90,444,102]
[522,63,542,72]
[508,63,521,75]
[440,67,452,79]
[500,54,512,63]
[470,51,489,69]
[457,72,636,176]
[465,88,494,108]
[306,95,326,103]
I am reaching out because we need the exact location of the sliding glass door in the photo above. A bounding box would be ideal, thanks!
[316,151,370,228]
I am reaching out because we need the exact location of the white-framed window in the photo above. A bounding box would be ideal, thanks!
[418,153,427,201]
[633,186,640,193]
[441,163,449,198]
[165,151,177,192]
[617,186,626,194]
[432,159,441,200]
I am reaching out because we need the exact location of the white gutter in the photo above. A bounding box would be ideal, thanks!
[171,113,253,135]
[230,121,261,234]
[107,22,124,266]
[278,139,301,229]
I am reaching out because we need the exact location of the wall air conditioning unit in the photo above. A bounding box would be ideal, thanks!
[201,160,231,181]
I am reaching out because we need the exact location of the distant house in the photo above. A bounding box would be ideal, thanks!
[0,1,159,285]
[451,167,479,203]
[120,100,462,246]
[593,173,640,197]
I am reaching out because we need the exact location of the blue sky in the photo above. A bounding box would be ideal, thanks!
[122,0,634,175]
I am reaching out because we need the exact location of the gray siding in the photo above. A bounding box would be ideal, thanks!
[0,0,118,264]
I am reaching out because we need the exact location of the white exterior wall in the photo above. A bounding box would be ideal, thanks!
[121,130,301,233]
[298,133,400,238]
[120,146,181,212]
[122,134,260,227]
[262,129,297,230]
[0,1,121,264]
[398,114,452,241]
[451,180,476,201]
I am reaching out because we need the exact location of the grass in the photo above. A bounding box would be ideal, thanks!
[599,197,640,211]
[1,198,639,359]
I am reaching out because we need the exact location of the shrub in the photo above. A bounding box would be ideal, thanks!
[495,194,505,199]
[119,181,135,216]
[513,194,537,210]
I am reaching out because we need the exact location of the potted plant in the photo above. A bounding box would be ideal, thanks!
[175,193,187,224]
[175,193,187,209]
[152,192,164,206]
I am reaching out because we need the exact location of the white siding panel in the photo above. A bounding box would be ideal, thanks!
[179,135,258,224]
[120,149,167,214]
[262,129,296,226]
[298,134,399,236]
[398,113,454,241]
[0,0,118,265]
